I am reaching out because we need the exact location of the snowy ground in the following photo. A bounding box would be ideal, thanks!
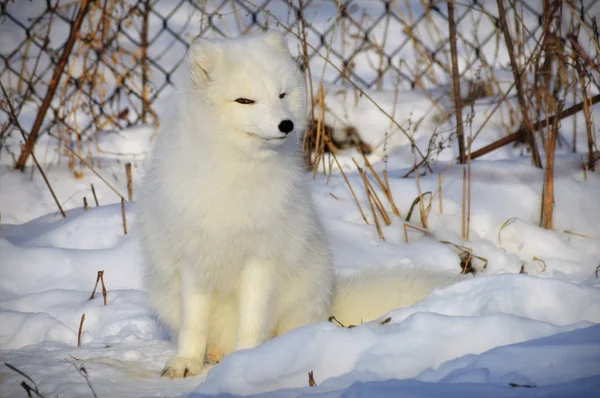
[2,1,600,397]
[1,115,600,397]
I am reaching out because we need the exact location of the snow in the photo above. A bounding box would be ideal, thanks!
[1,142,600,396]
[2,1,600,397]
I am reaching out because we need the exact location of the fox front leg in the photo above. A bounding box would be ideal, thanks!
[235,258,275,351]
[161,266,211,379]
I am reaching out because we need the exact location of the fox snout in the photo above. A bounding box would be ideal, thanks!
[278,120,294,134]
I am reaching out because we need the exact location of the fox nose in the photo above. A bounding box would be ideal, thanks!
[278,120,294,134]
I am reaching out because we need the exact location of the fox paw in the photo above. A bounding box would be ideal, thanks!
[161,357,203,379]
[206,347,224,364]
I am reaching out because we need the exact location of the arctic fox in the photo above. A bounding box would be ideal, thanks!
[137,33,461,379]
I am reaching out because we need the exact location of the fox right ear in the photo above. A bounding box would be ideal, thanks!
[187,38,221,86]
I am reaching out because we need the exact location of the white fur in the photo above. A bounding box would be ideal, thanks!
[137,33,460,379]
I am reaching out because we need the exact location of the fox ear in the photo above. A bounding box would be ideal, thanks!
[263,32,290,54]
[187,38,221,86]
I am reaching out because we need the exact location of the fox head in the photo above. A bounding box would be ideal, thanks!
[185,33,307,154]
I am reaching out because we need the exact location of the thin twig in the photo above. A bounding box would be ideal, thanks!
[471,94,600,159]
[448,0,466,164]
[0,82,66,218]
[77,313,85,347]
[15,0,91,170]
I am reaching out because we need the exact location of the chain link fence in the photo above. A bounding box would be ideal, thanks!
[1,0,599,169]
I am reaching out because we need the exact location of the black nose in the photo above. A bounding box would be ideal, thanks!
[278,120,294,134]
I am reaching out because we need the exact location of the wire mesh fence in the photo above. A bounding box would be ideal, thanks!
[1,0,599,171]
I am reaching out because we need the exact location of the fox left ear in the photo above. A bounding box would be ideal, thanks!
[263,32,290,54]
[187,37,221,86]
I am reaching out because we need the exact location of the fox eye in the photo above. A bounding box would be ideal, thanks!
[279,93,286,99]
[235,98,255,105]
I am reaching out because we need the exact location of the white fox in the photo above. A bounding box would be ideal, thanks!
[137,32,461,379]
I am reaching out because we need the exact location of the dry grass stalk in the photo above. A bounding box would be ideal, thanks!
[327,141,369,224]
[297,0,316,166]
[403,223,431,243]
[125,162,133,201]
[78,313,86,348]
[496,0,542,168]
[308,371,317,387]
[532,256,547,272]
[413,168,433,228]
[471,94,600,160]
[312,84,327,176]
[447,0,466,164]
[438,173,443,214]
[329,192,339,200]
[439,240,488,273]
[461,168,467,239]
[355,161,385,240]
[15,0,91,171]
[359,151,400,217]
[4,363,47,398]
[140,0,150,123]
[498,217,519,248]
[563,230,589,239]
[541,101,563,230]
[91,183,99,206]
[467,139,472,241]
[88,270,107,306]
[83,197,88,212]
[365,176,391,226]
[51,133,125,200]
[353,158,391,226]
[575,61,596,172]
[0,82,67,218]
[121,198,128,235]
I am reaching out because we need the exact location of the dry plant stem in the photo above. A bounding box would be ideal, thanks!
[121,198,128,235]
[467,139,472,241]
[541,101,563,230]
[51,133,125,200]
[297,0,315,165]
[576,65,596,171]
[100,272,107,306]
[91,183,99,206]
[354,161,385,240]
[308,371,317,387]
[88,270,107,305]
[327,141,369,224]
[312,84,326,175]
[359,151,400,216]
[447,0,466,164]
[15,0,91,170]
[4,363,46,398]
[140,0,150,123]
[0,82,67,218]
[403,223,430,243]
[83,197,88,212]
[438,173,443,214]
[125,162,133,201]
[414,168,429,229]
[471,94,600,160]
[496,0,542,168]
[78,313,85,347]
[365,177,391,226]
[461,168,467,239]
[89,271,102,300]
[353,158,391,226]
